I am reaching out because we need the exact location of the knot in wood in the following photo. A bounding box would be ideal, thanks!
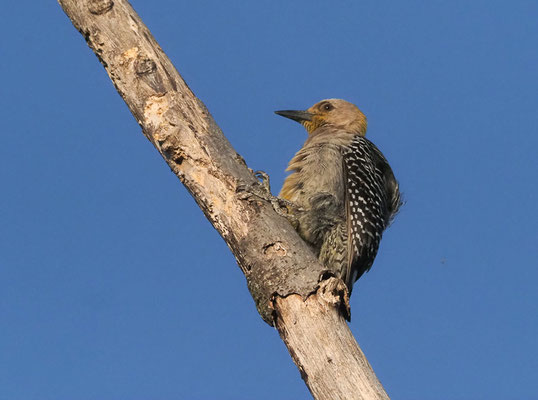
[263,242,287,257]
[135,58,157,75]
[88,0,114,15]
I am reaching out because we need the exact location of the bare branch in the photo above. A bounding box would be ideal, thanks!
[58,1,390,398]
[276,278,389,399]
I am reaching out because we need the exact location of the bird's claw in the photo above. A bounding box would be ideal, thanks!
[236,170,272,201]
[254,170,272,193]
[236,183,271,203]
[237,171,299,226]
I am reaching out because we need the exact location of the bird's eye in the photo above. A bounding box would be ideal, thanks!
[323,103,333,111]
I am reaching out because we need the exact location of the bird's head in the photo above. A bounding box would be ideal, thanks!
[275,99,367,136]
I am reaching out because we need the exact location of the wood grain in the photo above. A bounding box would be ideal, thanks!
[58,1,390,398]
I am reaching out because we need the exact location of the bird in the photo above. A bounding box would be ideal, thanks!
[274,99,401,293]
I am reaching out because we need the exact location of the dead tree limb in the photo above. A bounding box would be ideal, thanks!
[58,1,390,398]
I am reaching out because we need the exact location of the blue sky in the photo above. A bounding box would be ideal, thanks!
[1,1,537,399]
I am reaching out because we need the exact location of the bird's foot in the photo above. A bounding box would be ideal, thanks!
[236,171,300,225]
[236,170,273,202]
[254,170,298,219]
[254,170,272,194]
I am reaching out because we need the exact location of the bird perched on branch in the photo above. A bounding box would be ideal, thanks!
[274,99,402,293]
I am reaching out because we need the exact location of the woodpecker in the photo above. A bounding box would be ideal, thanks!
[275,99,401,293]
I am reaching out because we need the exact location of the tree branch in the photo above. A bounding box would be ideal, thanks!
[58,0,390,398]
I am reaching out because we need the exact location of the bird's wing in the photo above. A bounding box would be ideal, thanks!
[342,136,398,290]
[367,140,403,224]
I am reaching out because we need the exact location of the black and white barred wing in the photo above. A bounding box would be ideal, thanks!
[342,136,400,290]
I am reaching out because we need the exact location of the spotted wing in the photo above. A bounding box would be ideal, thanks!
[342,136,401,291]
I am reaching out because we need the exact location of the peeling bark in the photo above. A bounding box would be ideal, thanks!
[58,1,390,398]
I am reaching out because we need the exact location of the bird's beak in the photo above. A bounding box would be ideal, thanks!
[274,109,314,123]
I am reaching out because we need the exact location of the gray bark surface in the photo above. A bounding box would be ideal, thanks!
[58,1,390,398]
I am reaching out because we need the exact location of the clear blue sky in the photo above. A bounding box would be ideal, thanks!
[1,1,537,399]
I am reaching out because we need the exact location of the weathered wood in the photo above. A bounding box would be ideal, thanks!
[275,278,389,400]
[58,1,390,398]
[58,0,322,324]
